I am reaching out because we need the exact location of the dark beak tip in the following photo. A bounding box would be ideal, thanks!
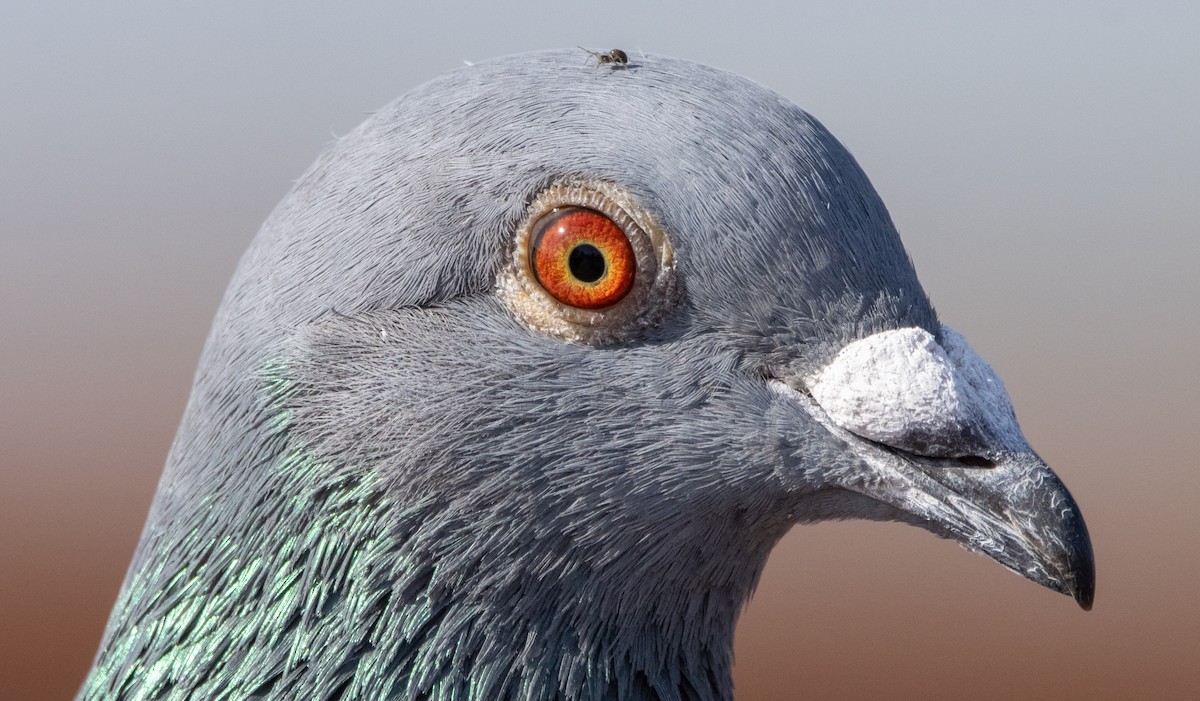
[1073,585,1094,611]
[1071,563,1095,611]
[1066,529,1096,611]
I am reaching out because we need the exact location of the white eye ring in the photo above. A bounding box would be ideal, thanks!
[497,179,677,344]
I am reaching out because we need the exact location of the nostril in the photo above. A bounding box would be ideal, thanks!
[957,455,994,468]
[870,439,997,469]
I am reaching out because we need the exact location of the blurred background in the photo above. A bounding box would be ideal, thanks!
[2,1,1197,698]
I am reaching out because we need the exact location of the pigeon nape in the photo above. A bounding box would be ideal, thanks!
[80,49,1094,701]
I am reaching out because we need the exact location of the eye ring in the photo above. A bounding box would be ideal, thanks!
[498,180,677,344]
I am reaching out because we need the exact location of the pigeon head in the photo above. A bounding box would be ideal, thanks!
[82,50,1093,700]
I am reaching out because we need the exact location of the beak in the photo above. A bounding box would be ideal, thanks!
[774,379,1095,609]
[869,448,1094,609]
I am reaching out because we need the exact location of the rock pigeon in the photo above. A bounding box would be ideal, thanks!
[79,50,1094,700]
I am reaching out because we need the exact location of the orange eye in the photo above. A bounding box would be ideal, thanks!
[530,206,636,309]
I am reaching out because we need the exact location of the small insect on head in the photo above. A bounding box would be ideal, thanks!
[578,47,630,67]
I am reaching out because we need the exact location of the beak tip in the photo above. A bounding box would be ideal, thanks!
[1065,528,1096,611]
[1070,561,1095,611]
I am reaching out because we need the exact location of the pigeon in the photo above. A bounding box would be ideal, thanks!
[79,49,1094,700]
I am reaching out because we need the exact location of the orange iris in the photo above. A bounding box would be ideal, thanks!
[530,207,636,309]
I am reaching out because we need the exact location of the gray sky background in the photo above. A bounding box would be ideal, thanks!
[2,1,1197,698]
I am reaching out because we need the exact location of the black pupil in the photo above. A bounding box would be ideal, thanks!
[568,244,606,283]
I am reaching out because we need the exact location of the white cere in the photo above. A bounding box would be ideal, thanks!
[805,326,1026,452]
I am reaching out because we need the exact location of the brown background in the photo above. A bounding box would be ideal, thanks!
[3,2,1197,699]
